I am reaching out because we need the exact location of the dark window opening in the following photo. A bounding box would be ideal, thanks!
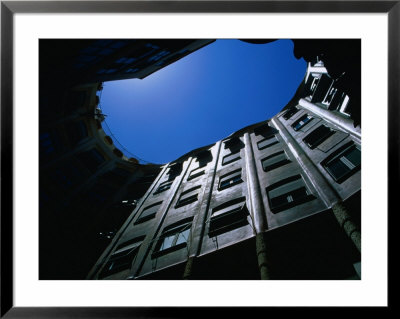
[257,135,279,150]
[188,167,205,181]
[311,74,333,103]
[222,151,241,166]
[292,114,313,131]
[303,125,335,149]
[283,106,300,120]
[152,218,193,258]
[175,186,201,208]
[261,150,290,172]
[99,236,144,278]
[324,86,337,105]
[219,169,243,190]
[329,90,347,111]
[322,143,361,183]
[115,235,146,251]
[267,175,314,213]
[154,180,173,195]
[134,202,162,224]
[209,197,249,237]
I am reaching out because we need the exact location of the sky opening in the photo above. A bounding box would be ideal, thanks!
[99,39,307,164]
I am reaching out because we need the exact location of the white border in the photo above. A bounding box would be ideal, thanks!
[14,13,388,307]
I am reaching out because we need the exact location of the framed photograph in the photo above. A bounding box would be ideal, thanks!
[1,0,396,317]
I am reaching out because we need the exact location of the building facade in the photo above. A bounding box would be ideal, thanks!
[88,60,361,280]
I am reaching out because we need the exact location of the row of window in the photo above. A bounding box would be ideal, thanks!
[101,171,320,277]
[283,107,361,182]
[103,142,361,277]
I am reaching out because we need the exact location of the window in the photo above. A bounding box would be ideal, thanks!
[188,166,205,181]
[219,169,243,190]
[209,197,249,237]
[222,151,240,165]
[99,236,144,278]
[261,151,290,172]
[292,114,313,131]
[266,175,314,213]
[148,50,170,62]
[322,143,361,183]
[257,135,279,150]
[154,181,173,195]
[303,125,335,149]
[323,86,338,105]
[134,202,162,224]
[310,76,320,92]
[311,74,333,103]
[152,218,193,258]
[125,68,139,73]
[105,69,117,74]
[283,107,300,120]
[115,57,137,64]
[175,186,201,208]
[329,90,347,111]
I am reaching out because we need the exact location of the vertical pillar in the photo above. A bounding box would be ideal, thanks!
[183,256,195,279]
[244,132,272,279]
[256,233,272,280]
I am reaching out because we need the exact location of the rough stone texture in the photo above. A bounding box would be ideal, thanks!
[332,203,361,253]
[183,256,194,279]
[256,233,272,280]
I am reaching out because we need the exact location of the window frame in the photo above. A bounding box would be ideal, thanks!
[134,202,162,225]
[208,198,249,237]
[321,143,361,183]
[282,106,300,120]
[152,218,193,258]
[266,175,315,213]
[257,135,279,150]
[187,166,205,181]
[154,180,173,195]
[175,186,201,208]
[222,150,241,166]
[303,124,336,149]
[261,150,291,172]
[218,169,243,191]
[98,236,144,278]
[292,114,314,131]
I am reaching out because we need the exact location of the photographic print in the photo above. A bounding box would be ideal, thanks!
[39,38,361,280]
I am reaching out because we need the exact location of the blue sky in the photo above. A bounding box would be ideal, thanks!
[99,39,307,164]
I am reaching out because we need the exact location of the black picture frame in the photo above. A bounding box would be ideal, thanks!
[1,0,396,317]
